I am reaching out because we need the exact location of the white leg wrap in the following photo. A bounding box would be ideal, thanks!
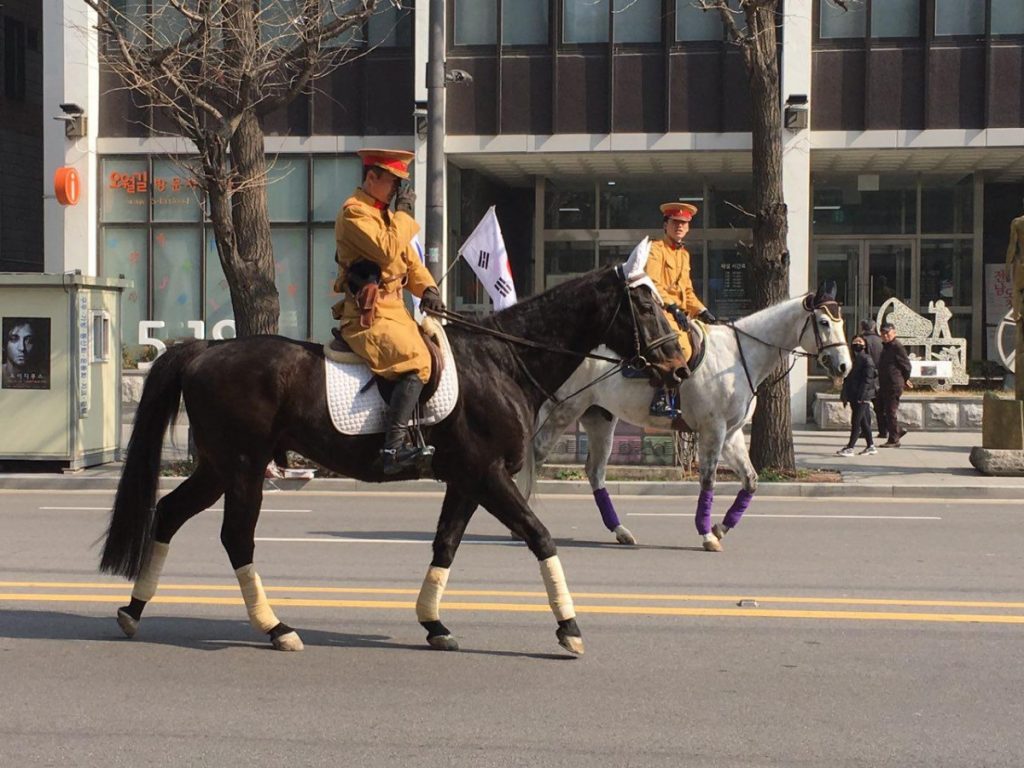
[235,564,281,634]
[539,555,576,621]
[131,541,170,603]
[415,566,450,623]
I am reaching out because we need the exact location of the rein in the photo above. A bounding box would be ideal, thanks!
[724,297,843,395]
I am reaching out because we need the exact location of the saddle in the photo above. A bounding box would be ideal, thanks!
[325,320,446,404]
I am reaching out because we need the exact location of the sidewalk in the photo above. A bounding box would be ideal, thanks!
[0,427,1019,499]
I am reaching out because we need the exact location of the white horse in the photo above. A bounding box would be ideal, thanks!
[525,280,851,551]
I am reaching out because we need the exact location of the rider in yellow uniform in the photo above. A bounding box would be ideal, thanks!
[332,148,445,473]
[646,202,716,417]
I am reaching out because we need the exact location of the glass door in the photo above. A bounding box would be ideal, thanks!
[813,240,861,336]
[867,241,914,320]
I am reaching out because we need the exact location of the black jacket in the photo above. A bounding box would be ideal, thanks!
[878,339,912,393]
[842,349,878,404]
[862,330,883,367]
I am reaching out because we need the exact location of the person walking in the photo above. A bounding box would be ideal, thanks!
[877,322,913,448]
[836,336,878,456]
[858,319,884,438]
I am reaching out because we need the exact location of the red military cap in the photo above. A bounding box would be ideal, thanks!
[357,148,414,180]
[660,202,698,222]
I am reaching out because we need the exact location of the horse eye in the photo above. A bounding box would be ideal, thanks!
[819,318,829,326]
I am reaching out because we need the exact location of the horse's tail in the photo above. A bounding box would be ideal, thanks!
[517,437,538,503]
[100,340,208,579]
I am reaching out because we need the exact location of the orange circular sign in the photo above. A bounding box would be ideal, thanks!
[54,166,81,206]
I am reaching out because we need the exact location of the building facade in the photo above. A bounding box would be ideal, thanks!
[30,0,1024,426]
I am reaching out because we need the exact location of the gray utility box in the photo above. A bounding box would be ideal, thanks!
[0,273,128,469]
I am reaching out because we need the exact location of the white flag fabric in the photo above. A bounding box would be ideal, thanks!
[458,205,517,311]
[409,235,425,314]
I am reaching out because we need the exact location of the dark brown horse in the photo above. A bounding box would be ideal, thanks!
[99,264,686,655]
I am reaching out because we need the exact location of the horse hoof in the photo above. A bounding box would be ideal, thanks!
[271,631,304,652]
[556,628,585,656]
[613,525,637,545]
[712,523,727,541]
[702,537,723,552]
[116,609,138,639]
[427,634,459,651]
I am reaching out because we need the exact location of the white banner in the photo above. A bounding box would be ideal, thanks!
[458,206,517,311]
[985,263,1013,325]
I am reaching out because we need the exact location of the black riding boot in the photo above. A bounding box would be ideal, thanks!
[380,373,427,475]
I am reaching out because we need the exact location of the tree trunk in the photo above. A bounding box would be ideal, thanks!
[741,2,795,471]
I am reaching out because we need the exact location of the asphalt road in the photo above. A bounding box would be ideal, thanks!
[1,488,1022,767]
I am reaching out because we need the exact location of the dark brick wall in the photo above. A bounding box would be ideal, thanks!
[0,1,44,272]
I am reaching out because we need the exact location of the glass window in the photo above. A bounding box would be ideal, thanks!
[992,0,1024,34]
[321,0,365,47]
[601,180,704,229]
[455,0,497,44]
[272,228,310,339]
[267,156,308,222]
[101,227,148,354]
[544,242,596,290]
[920,240,972,307]
[368,1,413,47]
[152,0,190,46]
[101,158,148,223]
[921,178,973,234]
[812,175,917,235]
[935,0,984,36]
[260,0,301,49]
[871,0,919,37]
[676,1,722,41]
[152,228,202,340]
[820,0,866,38]
[612,0,660,43]
[563,0,608,43]
[707,179,752,229]
[312,156,362,222]
[545,180,596,228]
[205,231,235,332]
[311,228,343,343]
[152,159,203,223]
[504,0,548,44]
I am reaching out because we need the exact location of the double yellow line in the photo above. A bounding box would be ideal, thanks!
[2,580,1024,625]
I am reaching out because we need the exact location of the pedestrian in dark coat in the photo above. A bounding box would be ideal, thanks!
[859,319,885,438]
[877,322,913,447]
[836,337,878,456]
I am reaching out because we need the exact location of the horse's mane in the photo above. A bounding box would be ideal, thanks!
[729,293,812,331]
[472,266,616,332]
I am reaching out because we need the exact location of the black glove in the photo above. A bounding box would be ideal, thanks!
[395,184,416,215]
[698,308,717,324]
[667,304,690,331]
[419,286,445,314]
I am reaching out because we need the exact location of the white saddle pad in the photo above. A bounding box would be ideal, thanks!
[324,319,459,435]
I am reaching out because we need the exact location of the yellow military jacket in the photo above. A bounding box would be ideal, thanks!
[646,237,705,317]
[334,188,437,383]
[646,237,706,361]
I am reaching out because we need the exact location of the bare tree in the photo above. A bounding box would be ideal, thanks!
[695,0,795,471]
[83,0,392,336]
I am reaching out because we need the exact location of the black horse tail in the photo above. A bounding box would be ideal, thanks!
[99,340,208,579]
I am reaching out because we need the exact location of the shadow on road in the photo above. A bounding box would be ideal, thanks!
[308,530,691,552]
[0,609,578,661]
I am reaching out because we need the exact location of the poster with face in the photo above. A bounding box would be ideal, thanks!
[2,317,51,390]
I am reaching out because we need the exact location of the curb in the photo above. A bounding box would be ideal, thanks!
[0,474,1018,499]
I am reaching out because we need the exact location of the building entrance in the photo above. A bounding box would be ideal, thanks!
[814,239,915,334]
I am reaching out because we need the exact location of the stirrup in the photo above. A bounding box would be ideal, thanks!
[380,444,433,475]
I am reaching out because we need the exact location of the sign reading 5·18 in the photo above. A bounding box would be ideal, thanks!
[137,320,236,371]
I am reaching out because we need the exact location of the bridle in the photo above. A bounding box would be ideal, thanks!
[426,267,679,402]
[727,294,846,395]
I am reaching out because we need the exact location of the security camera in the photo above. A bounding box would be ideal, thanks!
[59,102,85,116]
[412,104,427,120]
[445,69,473,85]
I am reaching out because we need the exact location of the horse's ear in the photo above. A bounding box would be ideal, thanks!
[623,236,651,279]
[826,280,838,300]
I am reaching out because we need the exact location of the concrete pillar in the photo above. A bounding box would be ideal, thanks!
[781,0,813,423]
[43,1,99,276]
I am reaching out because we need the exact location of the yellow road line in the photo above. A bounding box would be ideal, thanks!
[2,580,1024,610]
[1,592,1023,625]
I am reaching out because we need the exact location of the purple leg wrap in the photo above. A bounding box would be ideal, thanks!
[723,489,755,529]
[593,488,621,531]
[695,489,714,535]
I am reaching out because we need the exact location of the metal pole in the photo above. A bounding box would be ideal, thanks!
[425,0,445,282]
